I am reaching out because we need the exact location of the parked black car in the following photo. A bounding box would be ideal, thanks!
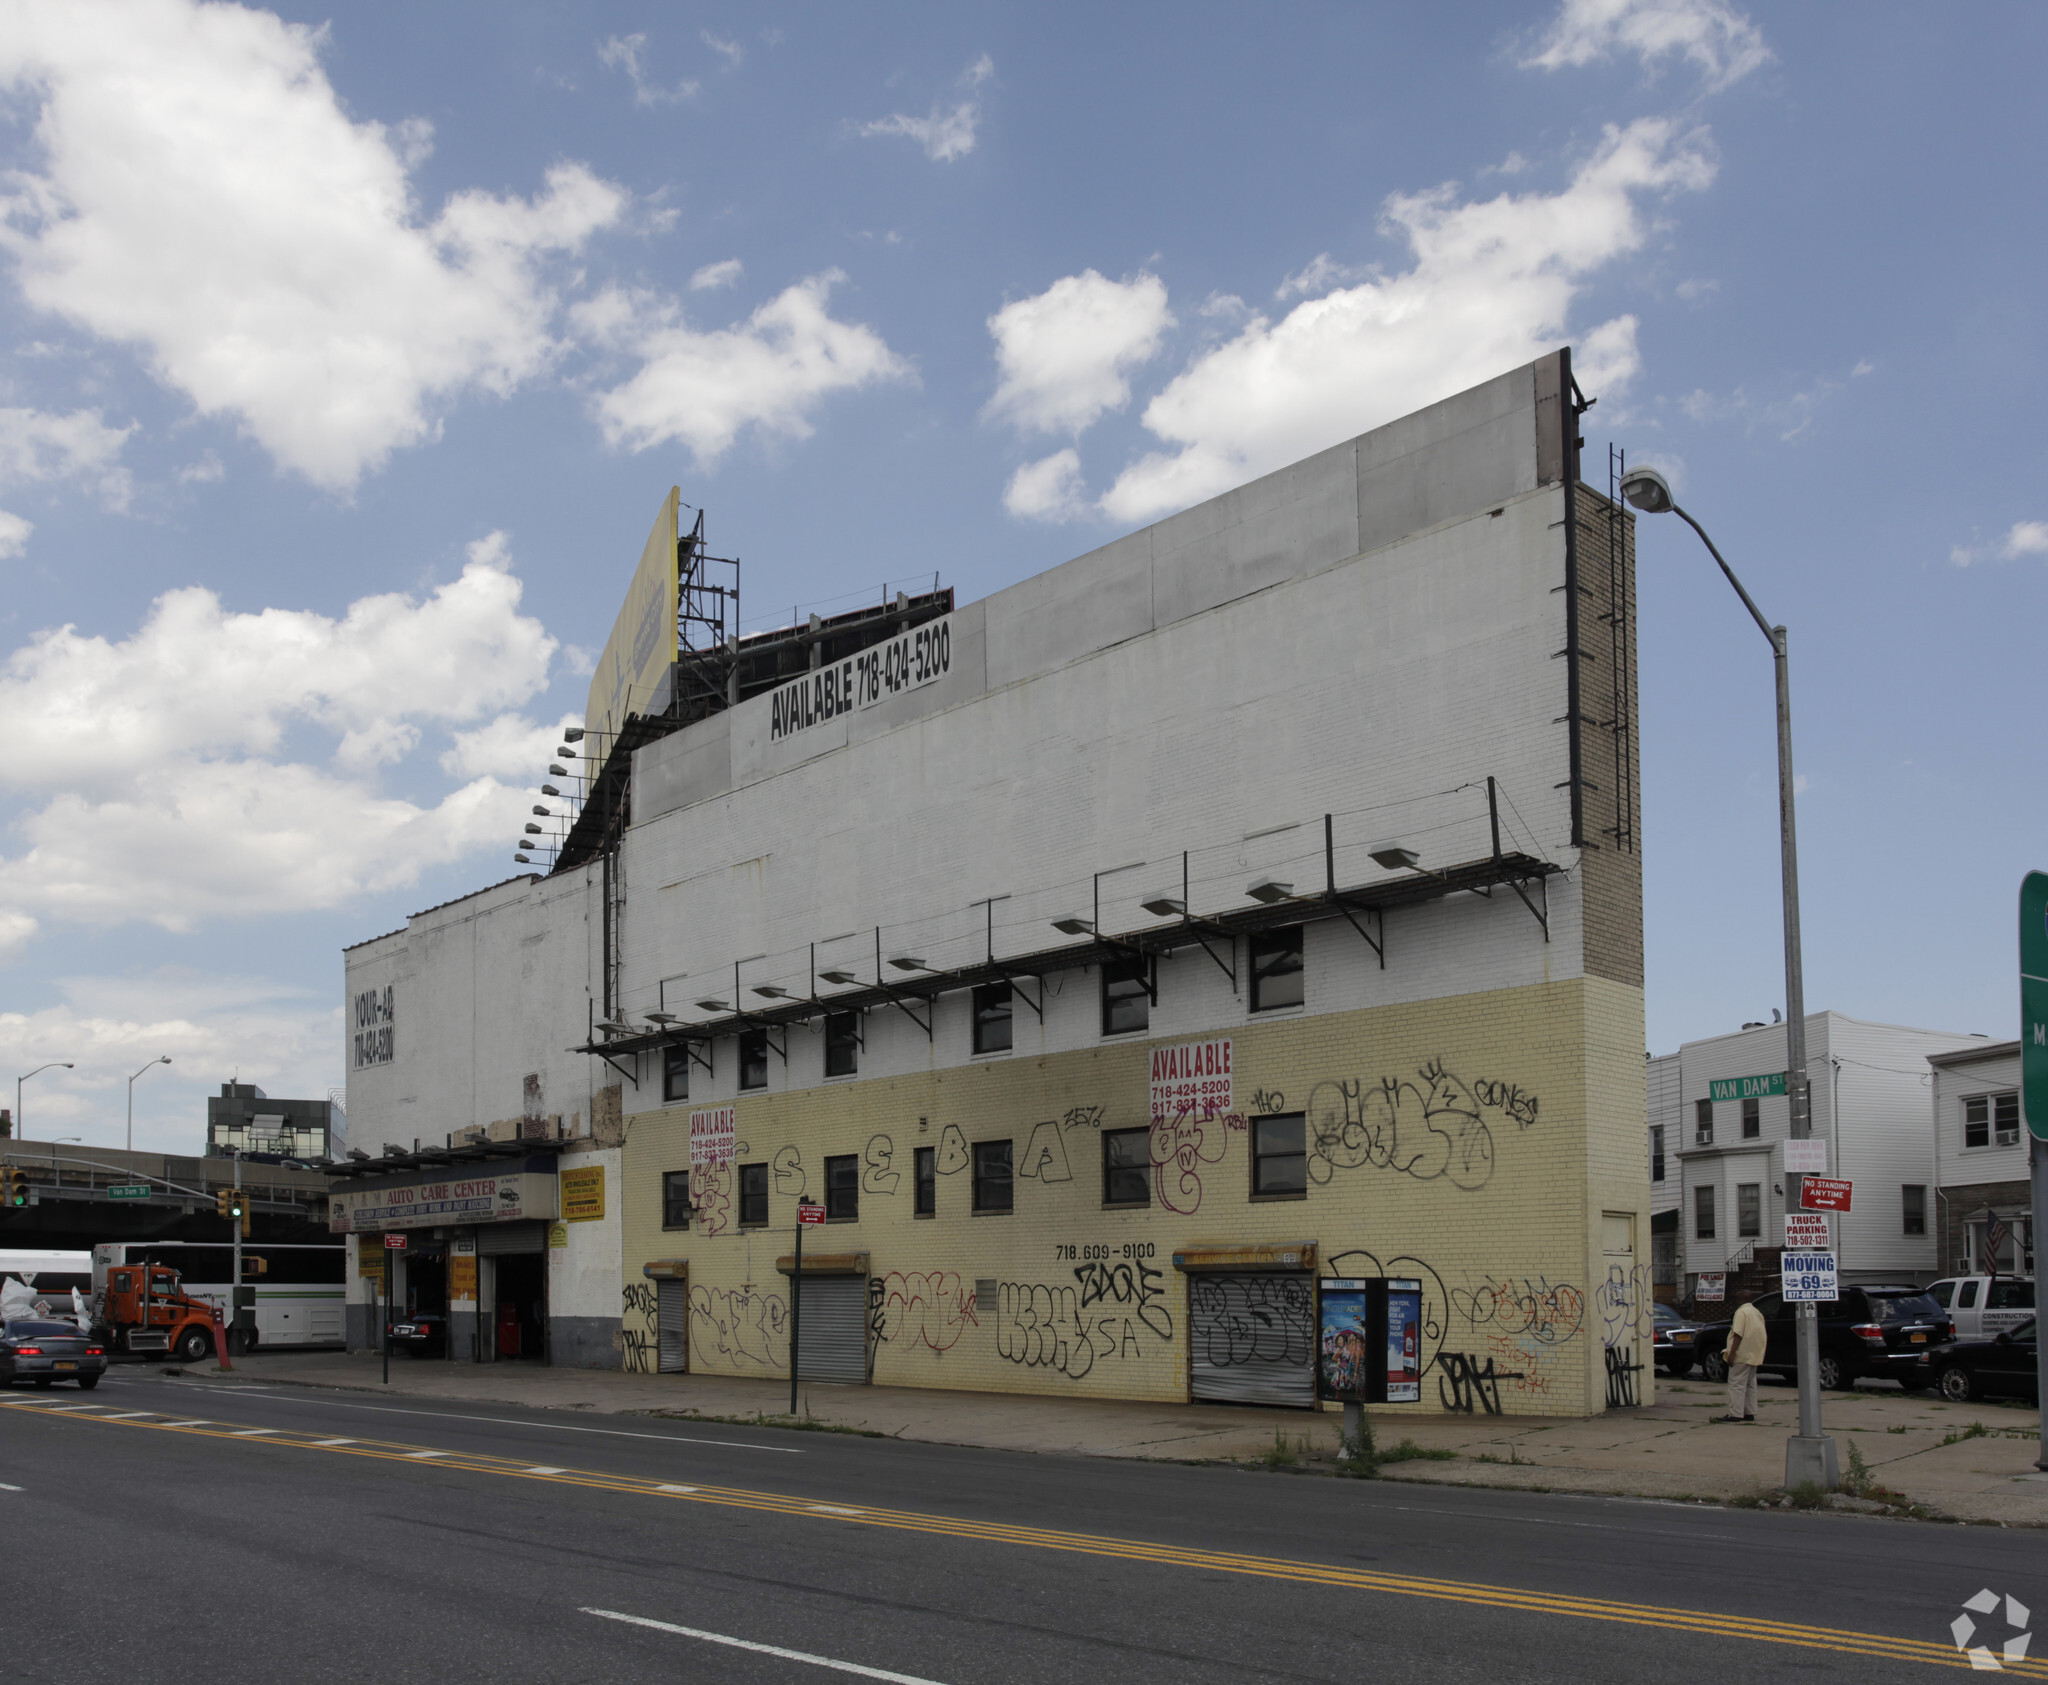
[1,1318,108,1389]
[1914,1318,2038,1404]
[1652,1302,1705,1376]
[388,1311,447,1356]
[1694,1285,1949,1391]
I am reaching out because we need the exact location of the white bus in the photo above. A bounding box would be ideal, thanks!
[91,1242,346,1350]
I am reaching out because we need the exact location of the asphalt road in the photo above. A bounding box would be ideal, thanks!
[3,1368,2041,1684]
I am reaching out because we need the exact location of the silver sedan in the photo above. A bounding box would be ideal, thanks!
[1,1318,109,1389]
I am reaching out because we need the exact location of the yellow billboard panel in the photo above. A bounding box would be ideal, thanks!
[584,488,680,745]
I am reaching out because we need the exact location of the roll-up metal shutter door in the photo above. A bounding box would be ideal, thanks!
[474,1220,547,1256]
[1188,1274,1316,1407]
[657,1279,689,1374]
[794,1276,868,1384]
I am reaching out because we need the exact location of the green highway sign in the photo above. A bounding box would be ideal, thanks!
[107,1184,153,1200]
[2022,871,2048,1142]
[1710,1072,1787,1103]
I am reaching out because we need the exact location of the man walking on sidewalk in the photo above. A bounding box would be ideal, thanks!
[1716,1291,1766,1422]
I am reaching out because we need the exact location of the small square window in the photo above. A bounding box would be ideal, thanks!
[661,1169,691,1229]
[824,1012,860,1078]
[1249,927,1304,1012]
[1964,1094,1989,1150]
[1694,1184,1716,1240]
[972,1139,1013,1211]
[1902,1184,1926,1237]
[663,1044,689,1104]
[913,1145,936,1216]
[1252,1113,1306,1196]
[824,1153,858,1221]
[1994,1092,2020,1145]
[739,1029,769,1091]
[1741,1096,1760,1139]
[1101,955,1151,1036]
[1694,1098,1714,1146]
[972,982,1013,1054]
[738,1162,768,1227]
[1102,1127,1150,1205]
[1737,1182,1760,1238]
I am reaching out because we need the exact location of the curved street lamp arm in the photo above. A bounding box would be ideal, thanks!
[1670,502,1778,646]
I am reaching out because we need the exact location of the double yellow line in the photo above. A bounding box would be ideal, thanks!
[9,1399,2031,1676]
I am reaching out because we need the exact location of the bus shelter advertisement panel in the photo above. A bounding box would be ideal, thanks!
[1320,1279,1371,1400]
[1386,1281,1421,1402]
[1319,1278,1422,1403]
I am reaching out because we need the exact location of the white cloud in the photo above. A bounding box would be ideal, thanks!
[702,30,744,70]
[1276,255,1371,301]
[859,55,993,162]
[598,32,699,105]
[984,270,1172,438]
[1951,521,2048,568]
[1099,118,1714,523]
[0,407,133,507]
[690,258,745,292]
[1003,450,1089,522]
[440,712,585,781]
[1523,0,1771,91]
[0,509,31,559]
[0,535,557,938]
[0,0,628,490]
[583,273,912,464]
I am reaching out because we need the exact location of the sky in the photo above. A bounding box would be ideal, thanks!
[0,0,2042,1152]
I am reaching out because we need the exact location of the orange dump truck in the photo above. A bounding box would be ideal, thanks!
[101,1262,219,1361]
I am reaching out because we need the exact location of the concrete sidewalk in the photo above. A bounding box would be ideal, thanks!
[186,1352,2048,1526]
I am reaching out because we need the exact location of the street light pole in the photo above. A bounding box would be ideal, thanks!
[127,1056,172,1154]
[1620,467,1838,1493]
[15,1062,75,1138]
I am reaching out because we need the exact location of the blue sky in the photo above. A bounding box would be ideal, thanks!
[0,0,2041,1150]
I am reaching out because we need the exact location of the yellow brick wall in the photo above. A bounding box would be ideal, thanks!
[619,974,1651,1417]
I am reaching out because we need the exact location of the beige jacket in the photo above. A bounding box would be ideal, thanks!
[1728,1301,1768,1367]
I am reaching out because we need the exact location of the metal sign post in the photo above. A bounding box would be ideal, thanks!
[791,1201,824,1415]
[383,1233,407,1386]
[2018,872,2048,1469]
[230,1150,244,1357]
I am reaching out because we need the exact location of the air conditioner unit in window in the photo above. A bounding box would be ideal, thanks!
[1956,1259,1972,1273]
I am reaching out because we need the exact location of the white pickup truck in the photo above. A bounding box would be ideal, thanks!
[1926,1275,2034,1341]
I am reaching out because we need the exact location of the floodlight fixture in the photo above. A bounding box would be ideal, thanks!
[595,1019,633,1034]
[514,853,531,864]
[644,1011,677,1025]
[1368,842,1421,871]
[752,984,792,1000]
[694,997,731,1013]
[1050,914,1094,936]
[541,785,561,798]
[531,805,551,817]
[1618,467,1676,515]
[1245,878,1294,905]
[817,966,860,986]
[556,747,576,759]
[549,764,569,777]
[564,727,586,742]
[887,954,929,972]
[524,823,543,835]
[1140,891,1186,917]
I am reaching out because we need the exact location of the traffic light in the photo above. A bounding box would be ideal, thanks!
[214,1187,247,1227]
[3,1166,25,1207]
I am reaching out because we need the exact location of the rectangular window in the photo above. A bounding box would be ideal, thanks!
[1101,954,1151,1036]
[1964,1094,1989,1149]
[972,1139,1013,1212]
[824,1011,859,1078]
[972,982,1013,1054]
[1252,1113,1307,1197]
[1249,927,1304,1012]
[661,1169,691,1229]
[824,1153,858,1221]
[1650,1125,1665,1184]
[738,1162,768,1227]
[663,1044,689,1104]
[913,1146,935,1216]
[1994,1092,2020,1145]
[1737,1182,1760,1238]
[739,1029,769,1091]
[1901,1184,1926,1237]
[1694,1184,1716,1240]
[1741,1096,1760,1140]
[1102,1127,1151,1206]
[1694,1098,1714,1146]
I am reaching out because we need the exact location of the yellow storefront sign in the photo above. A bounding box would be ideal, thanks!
[561,1164,606,1222]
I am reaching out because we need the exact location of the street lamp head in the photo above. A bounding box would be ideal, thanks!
[1618,467,1675,515]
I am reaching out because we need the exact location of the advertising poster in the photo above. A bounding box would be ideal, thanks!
[1319,1278,1371,1401]
[1149,1038,1232,1122]
[1385,1278,1422,1403]
[689,1106,737,1169]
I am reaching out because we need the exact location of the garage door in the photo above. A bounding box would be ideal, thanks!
[657,1279,689,1374]
[1188,1273,1315,1407]
[794,1276,868,1384]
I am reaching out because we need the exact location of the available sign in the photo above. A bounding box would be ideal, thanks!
[689,1106,737,1169]
[107,1184,153,1200]
[768,615,953,743]
[1784,1213,1831,1248]
[1799,1176,1853,1212]
[1709,1071,1786,1103]
[1781,1251,1840,1302]
[1150,1038,1233,1122]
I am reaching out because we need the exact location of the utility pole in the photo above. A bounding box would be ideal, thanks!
[231,1149,244,1356]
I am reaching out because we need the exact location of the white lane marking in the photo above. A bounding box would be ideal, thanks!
[99,1412,156,1420]
[404,1449,444,1459]
[0,1482,21,1491]
[581,1608,947,1684]
[161,1421,212,1429]
[309,1438,356,1447]
[186,1393,801,1453]
[655,1483,698,1493]
[232,1428,276,1437]
[810,1504,864,1515]
[526,1466,568,1475]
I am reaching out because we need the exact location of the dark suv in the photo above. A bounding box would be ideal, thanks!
[1696,1285,1949,1391]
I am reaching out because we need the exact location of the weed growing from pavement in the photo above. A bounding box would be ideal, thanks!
[1841,1440,1873,1498]
[1380,1439,1457,1464]
[644,1407,886,1438]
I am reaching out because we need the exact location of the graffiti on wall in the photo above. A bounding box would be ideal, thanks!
[1307,1059,1542,1192]
[1437,1351,1523,1414]
[1019,1121,1073,1183]
[871,1270,979,1353]
[862,1133,900,1195]
[1150,1112,1236,1215]
[996,1262,1175,1383]
[934,1123,969,1175]
[1189,1274,1314,1371]
[691,1161,733,1238]
[619,1281,657,1374]
[772,1146,805,1198]
[1604,1343,1643,1409]
[689,1284,787,1367]
[1450,1276,1586,1347]
[1060,1104,1105,1131]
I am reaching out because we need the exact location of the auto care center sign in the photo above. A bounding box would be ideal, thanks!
[328,1157,561,1232]
[1151,1038,1232,1122]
